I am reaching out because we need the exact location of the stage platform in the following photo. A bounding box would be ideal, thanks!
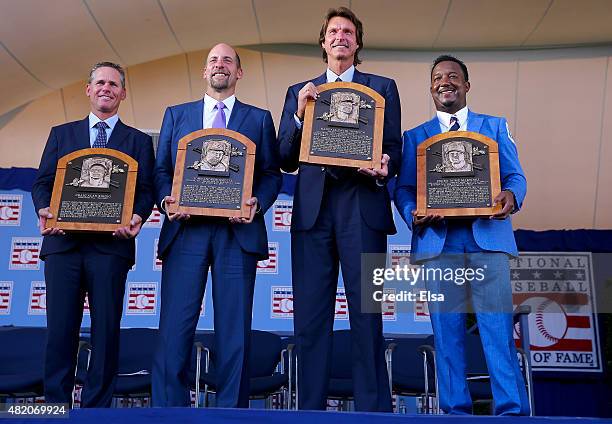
[7,408,611,424]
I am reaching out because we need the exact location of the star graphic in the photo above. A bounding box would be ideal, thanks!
[553,271,563,279]
[511,271,521,280]
[532,271,542,279]
[575,271,585,280]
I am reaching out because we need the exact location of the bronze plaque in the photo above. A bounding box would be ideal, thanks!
[46,148,138,231]
[416,131,502,218]
[300,82,384,169]
[168,129,255,218]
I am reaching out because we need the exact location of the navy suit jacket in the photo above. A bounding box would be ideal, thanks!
[32,117,155,264]
[278,69,402,234]
[154,99,281,260]
[394,111,527,262]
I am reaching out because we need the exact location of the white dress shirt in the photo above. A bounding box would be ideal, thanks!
[436,106,469,132]
[203,94,236,128]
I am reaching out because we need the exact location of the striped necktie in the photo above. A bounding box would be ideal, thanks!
[449,115,460,131]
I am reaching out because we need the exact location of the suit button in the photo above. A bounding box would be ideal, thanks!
[321,166,325,172]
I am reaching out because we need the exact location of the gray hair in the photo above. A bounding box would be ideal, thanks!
[88,62,126,88]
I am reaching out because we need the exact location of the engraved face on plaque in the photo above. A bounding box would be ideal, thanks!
[416,132,501,218]
[46,148,138,231]
[300,82,385,169]
[169,129,255,218]
[67,157,114,190]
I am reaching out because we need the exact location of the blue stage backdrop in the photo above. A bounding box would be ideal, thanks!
[0,170,431,335]
[1,167,611,416]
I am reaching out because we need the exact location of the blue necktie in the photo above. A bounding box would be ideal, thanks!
[449,116,460,131]
[93,121,109,148]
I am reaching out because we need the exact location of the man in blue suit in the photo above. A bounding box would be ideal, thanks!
[278,7,401,411]
[152,43,281,407]
[32,62,155,407]
[394,55,529,415]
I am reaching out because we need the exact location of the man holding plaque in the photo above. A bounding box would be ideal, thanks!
[152,43,281,407]
[394,55,529,415]
[31,62,155,407]
[278,7,401,411]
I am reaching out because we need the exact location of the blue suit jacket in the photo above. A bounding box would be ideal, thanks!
[32,118,155,264]
[278,69,402,234]
[394,111,527,262]
[154,99,281,260]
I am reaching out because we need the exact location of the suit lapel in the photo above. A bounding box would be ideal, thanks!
[73,117,92,150]
[189,99,205,131]
[467,110,484,133]
[424,117,441,138]
[352,69,369,86]
[227,99,249,132]
[312,73,327,86]
[106,119,129,149]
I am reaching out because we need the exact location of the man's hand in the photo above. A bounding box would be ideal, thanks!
[113,214,143,239]
[296,82,319,120]
[358,154,390,180]
[490,190,515,220]
[164,196,191,221]
[38,207,64,236]
[229,197,258,225]
[412,210,444,228]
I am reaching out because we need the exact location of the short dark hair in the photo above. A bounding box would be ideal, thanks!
[318,7,363,66]
[88,62,126,88]
[431,55,469,82]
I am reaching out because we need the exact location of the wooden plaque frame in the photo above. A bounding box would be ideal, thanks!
[168,128,255,218]
[300,82,385,169]
[46,148,138,232]
[416,131,502,218]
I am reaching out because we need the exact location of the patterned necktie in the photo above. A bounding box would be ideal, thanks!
[335,77,342,82]
[212,101,227,129]
[449,115,460,131]
[93,121,109,148]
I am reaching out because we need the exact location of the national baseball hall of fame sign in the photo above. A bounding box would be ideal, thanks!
[511,253,602,372]
[46,148,137,232]
[300,82,384,169]
[416,131,502,218]
[169,129,255,218]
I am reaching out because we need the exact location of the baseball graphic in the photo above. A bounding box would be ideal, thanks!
[135,294,149,309]
[279,298,293,313]
[514,296,568,348]
[281,211,291,226]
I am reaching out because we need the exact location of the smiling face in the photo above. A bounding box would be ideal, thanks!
[430,60,470,114]
[321,16,358,65]
[86,67,126,119]
[89,164,105,181]
[204,43,243,95]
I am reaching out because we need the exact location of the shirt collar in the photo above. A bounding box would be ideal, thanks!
[89,112,119,130]
[204,94,236,115]
[327,65,355,83]
[436,106,469,130]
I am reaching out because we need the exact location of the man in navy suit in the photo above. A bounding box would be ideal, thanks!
[394,55,529,415]
[152,43,281,407]
[278,7,401,411]
[32,62,155,407]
